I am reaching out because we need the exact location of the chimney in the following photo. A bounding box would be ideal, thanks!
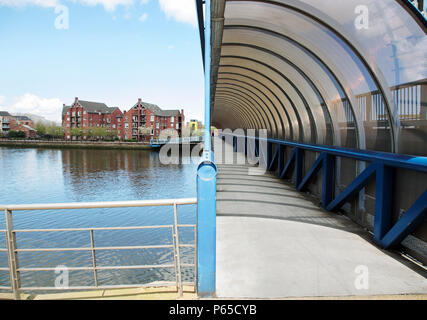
[74,97,78,106]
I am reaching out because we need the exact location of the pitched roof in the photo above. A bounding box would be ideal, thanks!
[14,116,32,121]
[0,111,11,117]
[62,100,119,117]
[133,102,180,117]
[22,125,35,131]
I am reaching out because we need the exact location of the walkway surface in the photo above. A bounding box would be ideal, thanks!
[215,149,427,299]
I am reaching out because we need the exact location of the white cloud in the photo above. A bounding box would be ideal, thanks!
[139,12,148,22]
[158,0,197,27]
[72,0,134,11]
[0,0,59,7]
[0,0,135,11]
[167,44,174,50]
[7,94,63,122]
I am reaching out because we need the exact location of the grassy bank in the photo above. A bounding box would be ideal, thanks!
[0,140,153,150]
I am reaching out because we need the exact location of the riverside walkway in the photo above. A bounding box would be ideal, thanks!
[215,145,427,299]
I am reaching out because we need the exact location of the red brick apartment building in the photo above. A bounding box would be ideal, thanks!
[62,98,124,140]
[123,99,184,141]
[0,112,36,138]
[62,98,185,141]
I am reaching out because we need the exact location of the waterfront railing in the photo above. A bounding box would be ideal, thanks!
[0,198,197,300]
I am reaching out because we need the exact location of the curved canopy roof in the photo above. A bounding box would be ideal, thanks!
[208,0,427,156]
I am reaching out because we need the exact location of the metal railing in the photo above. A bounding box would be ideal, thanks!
[0,198,197,300]
[150,136,204,145]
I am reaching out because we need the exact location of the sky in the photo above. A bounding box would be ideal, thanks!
[0,0,205,123]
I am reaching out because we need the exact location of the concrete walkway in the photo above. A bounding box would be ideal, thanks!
[215,152,427,298]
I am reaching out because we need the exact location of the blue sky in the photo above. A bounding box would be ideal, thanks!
[0,0,204,123]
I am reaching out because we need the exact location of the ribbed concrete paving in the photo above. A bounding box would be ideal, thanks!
[215,154,427,298]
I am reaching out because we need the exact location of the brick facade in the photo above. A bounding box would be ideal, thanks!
[63,98,184,142]
[62,98,125,140]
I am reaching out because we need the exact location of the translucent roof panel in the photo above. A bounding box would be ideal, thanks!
[211,0,426,155]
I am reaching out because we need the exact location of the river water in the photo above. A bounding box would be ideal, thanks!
[0,147,198,291]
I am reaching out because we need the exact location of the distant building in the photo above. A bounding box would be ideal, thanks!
[62,98,124,141]
[123,99,184,141]
[0,111,13,135]
[188,119,203,131]
[62,97,185,142]
[14,116,34,128]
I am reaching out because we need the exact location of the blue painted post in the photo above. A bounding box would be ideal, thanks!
[374,163,394,243]
[295,148,303,188]
[322,153,334,209]
[197,155,217,297]
[197,0,217,298]
[278,144,284,175]
[267,141,273,170]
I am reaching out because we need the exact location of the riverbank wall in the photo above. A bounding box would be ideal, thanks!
[0,140,153,150]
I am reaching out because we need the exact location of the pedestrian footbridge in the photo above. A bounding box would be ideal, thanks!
[215,142,426,298]
[194,0,427,298]
[0,0,426,300]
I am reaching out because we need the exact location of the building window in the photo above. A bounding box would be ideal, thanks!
[118,118,121,122]
[83,111,87,114]
[112,124,116,129]
[150,115,154,122]
[171,117,174,123]
[156,122,159,129]
[125,123,129,129]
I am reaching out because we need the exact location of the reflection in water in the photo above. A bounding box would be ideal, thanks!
[0,147,198,291]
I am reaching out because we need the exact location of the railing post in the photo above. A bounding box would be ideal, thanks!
[295,148,303,188]
[374,164,394,243]
[89,229,99,287]
[322,153,335,209]
[197,152,217,297]
[5,209,20,300]
[173,203,183,296]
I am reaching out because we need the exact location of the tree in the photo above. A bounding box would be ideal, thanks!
[69,127,83,138]
[92,126,108,140]
[8,130,26,139]
[35,123,46,136]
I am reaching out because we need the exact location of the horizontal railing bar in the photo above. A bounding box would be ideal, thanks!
[0,198,197,211]
[0,249,7,252]
[222,133,427,172]
[179,244,196,248]
[19,282,196,291]
[177,224,197,228]
[181,264,196,267]
[18,265,175,272]
[0,268,10,271]
[0,286,12,289]
[13,225,173,233]
[15,245,174,252]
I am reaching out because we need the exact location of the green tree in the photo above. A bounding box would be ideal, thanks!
[46,125,64,139]
[35,123,46,136]
[92,126,107,139]
[69,127,83,138]
[8,130,26,139]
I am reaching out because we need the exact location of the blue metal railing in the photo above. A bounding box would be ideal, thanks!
[222,132,427,250]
